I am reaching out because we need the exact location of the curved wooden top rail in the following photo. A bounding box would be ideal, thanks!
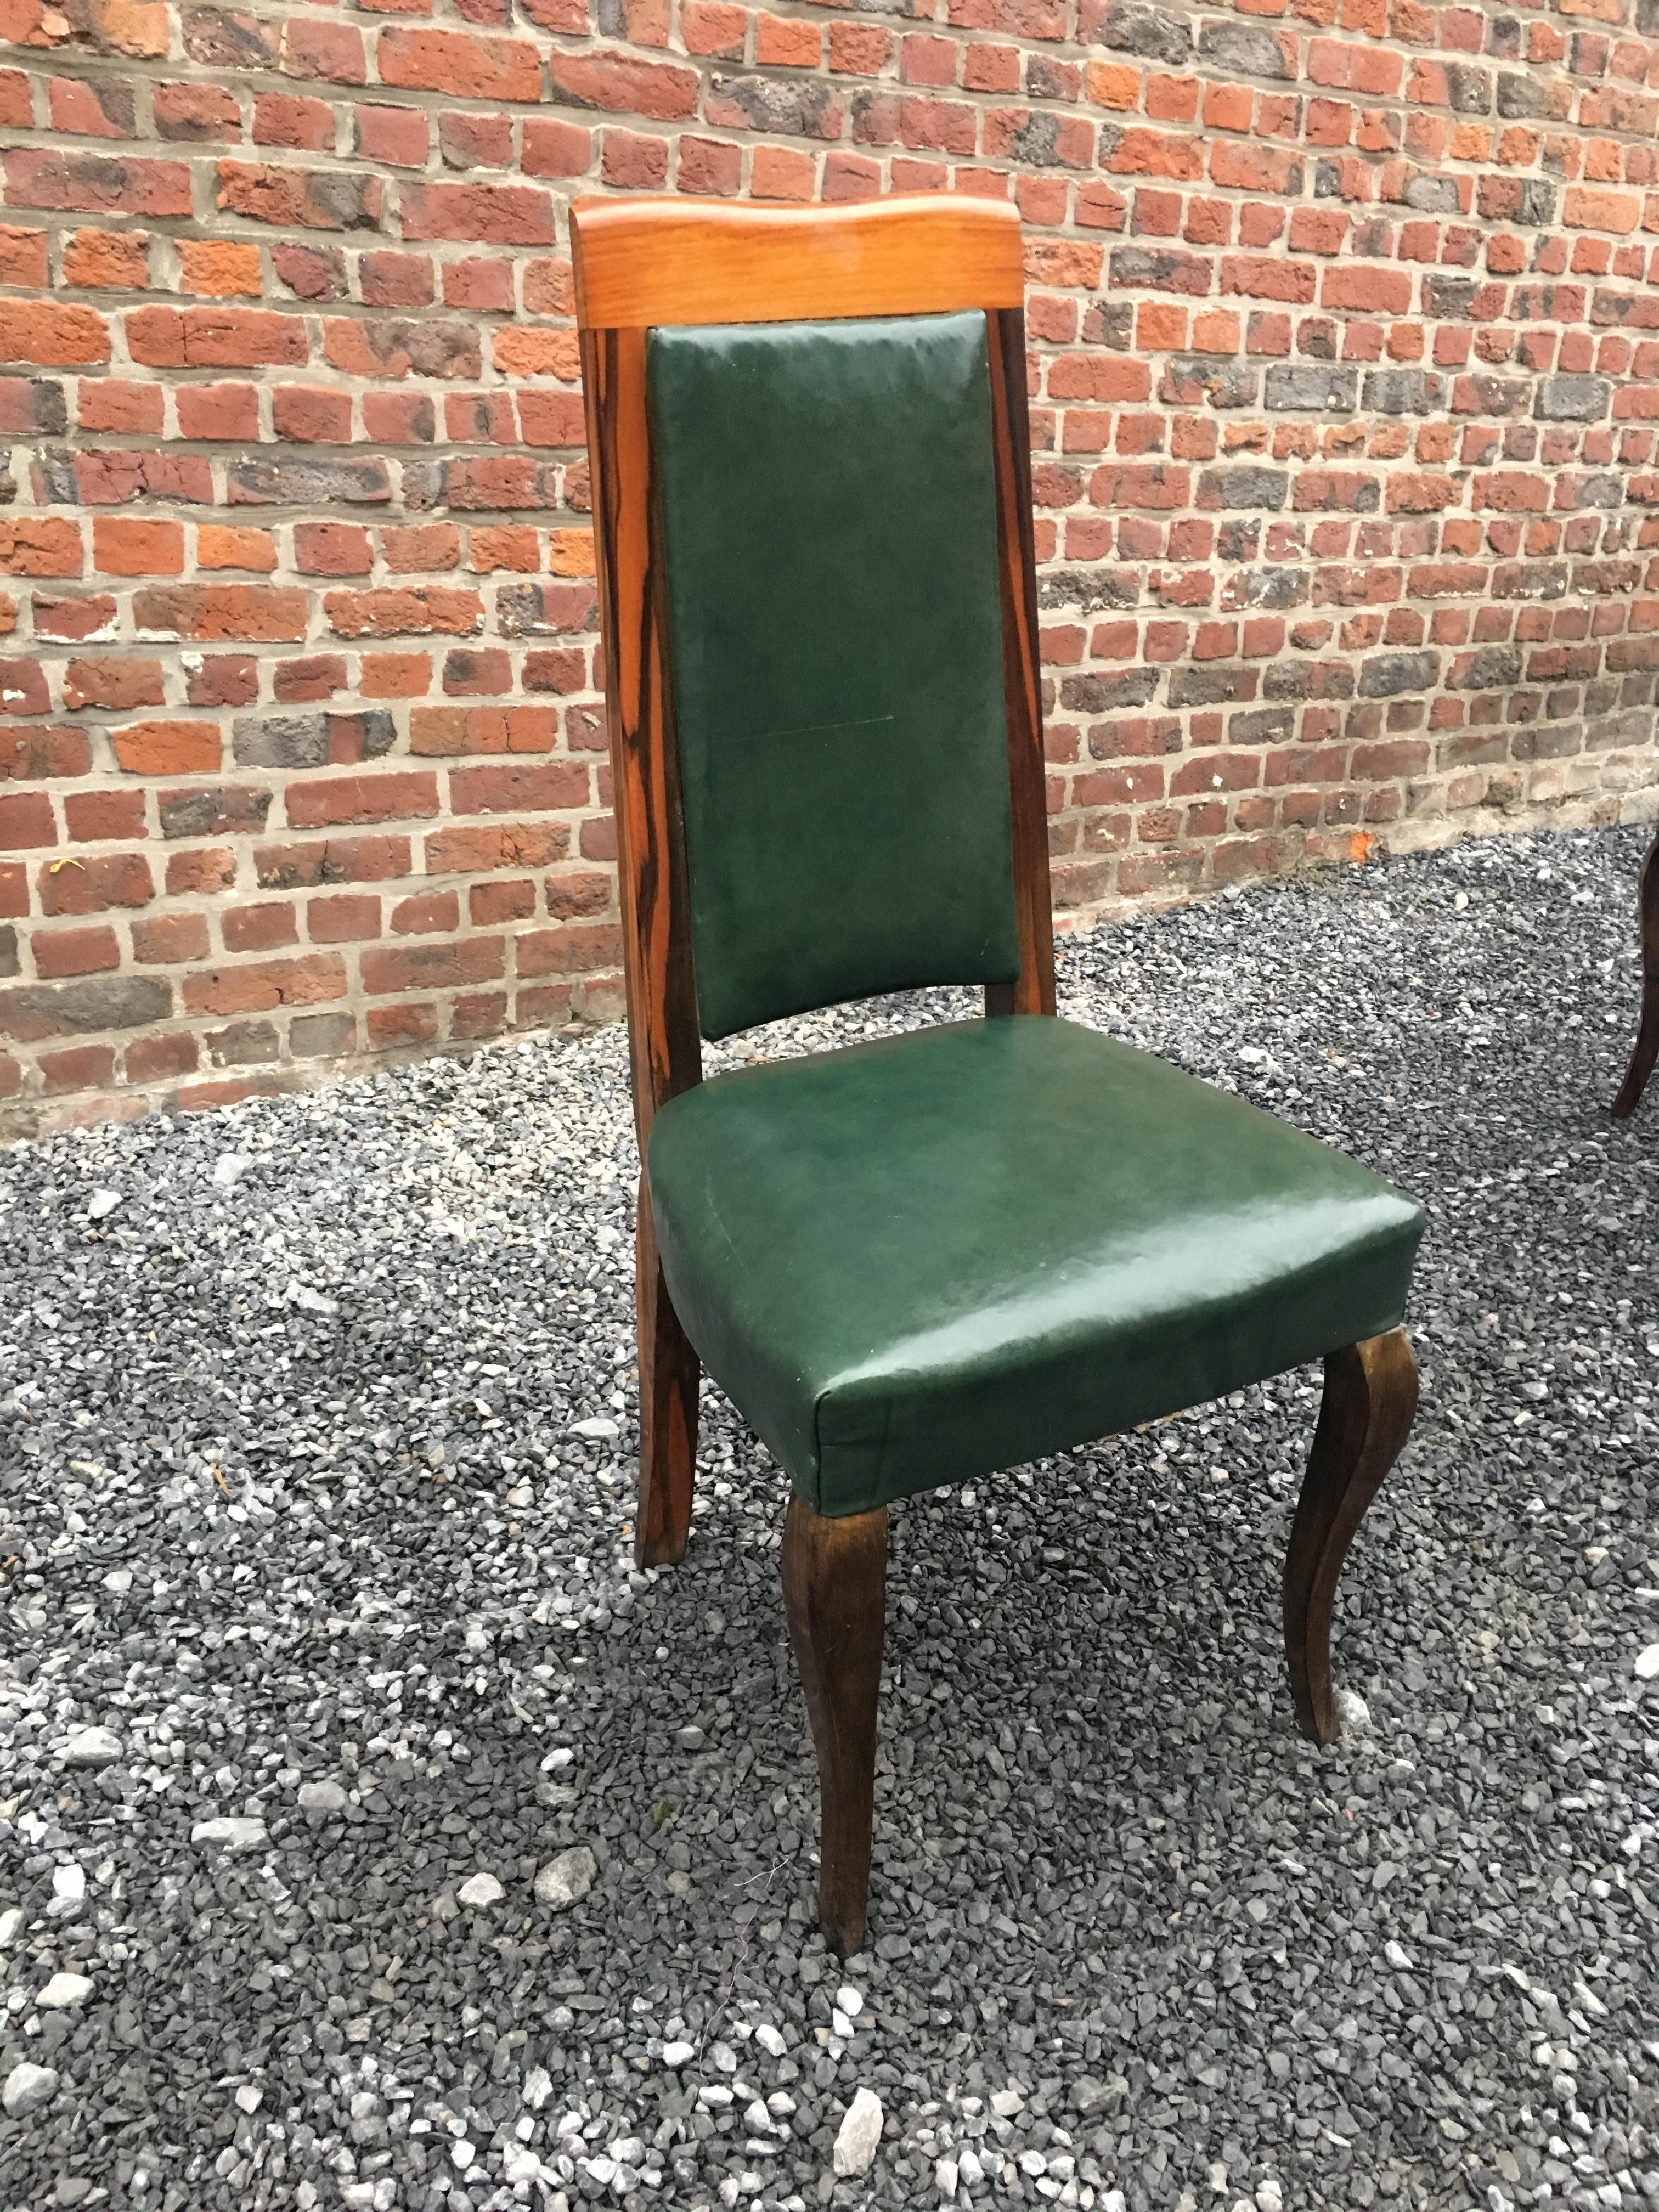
[571,195,1025,331]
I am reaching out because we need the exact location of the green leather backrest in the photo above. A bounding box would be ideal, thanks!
[646,309,1022,1041]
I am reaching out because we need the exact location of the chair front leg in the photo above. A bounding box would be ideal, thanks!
[1284,1327,1418,1745]
[1613,826,1659,1119]
[782,1495,888,1957]
[634,1176,699,1568]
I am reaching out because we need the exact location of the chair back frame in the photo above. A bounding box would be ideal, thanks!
[572,196,1056,1149]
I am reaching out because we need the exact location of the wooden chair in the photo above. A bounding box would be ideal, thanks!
[1612,825,1659,1118]
[573,196,1426,1956]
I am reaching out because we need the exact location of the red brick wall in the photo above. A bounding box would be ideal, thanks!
[2,0,1657,1132]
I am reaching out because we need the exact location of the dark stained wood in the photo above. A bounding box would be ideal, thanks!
[582,323,704,1566]
[578,325,702,1145]
[571,196,1023,332]
[1284,1328,1418,1745]
[986,307,1057,1019]
[1612,825,1659,1118]
[782,1497,888,1957]
[633,1174,699,1568]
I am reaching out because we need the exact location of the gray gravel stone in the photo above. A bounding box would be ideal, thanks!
[534,1846,596,1909]
[57,1725,120,1766]
[3,826,1659,2212]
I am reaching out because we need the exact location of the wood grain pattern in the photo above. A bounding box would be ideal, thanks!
[579,324,702,1143]
[633,1174,699,1568]
[572,195,1024,332]
[986,306,1056,1018]
[1612,825,1659,1118]
[782,1496,889,1957]
[582,323,705,1566]
[1284,1328,1418,1745]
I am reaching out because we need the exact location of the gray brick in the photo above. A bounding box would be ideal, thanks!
[233,714,329,770]
[207,1019,280,1068]
[1094,0,1192,61]
[1198,18,1289,77]
[1455,645,1523,690]
[1263,364,1357,411]
[291,1011,357,1059]
[1360,650,1439,698]
[1363,368,1441,416]
[1534,375,1611,422]
[0,976,172,1043]
[1200,466,1288,511]
[1059,669,1160,713]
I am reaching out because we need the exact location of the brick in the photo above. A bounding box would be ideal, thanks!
[4,150,191,217]
[134,585,308,641]
[182,953,347,1015]
[33,849,153,921]
[33,924,120,978]
[360,936,504,992]
[132,911,210,963]
[378,27,543,101]
[63,657,165,711]
[284,772,440,828]
[92,517,184,577]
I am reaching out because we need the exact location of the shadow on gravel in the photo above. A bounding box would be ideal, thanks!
[1,825,1657,2212]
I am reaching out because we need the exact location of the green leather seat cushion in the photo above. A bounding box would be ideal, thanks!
[646,1016,1425,1517]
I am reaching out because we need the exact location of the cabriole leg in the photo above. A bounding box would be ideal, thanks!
[1613,827,1659,1119]
[782,1496,888,1956]
[634,1176,699,1569]
[1284,1328,1418,1745]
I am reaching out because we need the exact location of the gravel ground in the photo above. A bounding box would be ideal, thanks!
[2,823,1658,2212]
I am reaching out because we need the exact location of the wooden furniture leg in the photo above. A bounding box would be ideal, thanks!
[1284,1328,1418,1745]
[1613,827,1659,1119]
[634,1176,699,1568]
[782,1496,888,1956]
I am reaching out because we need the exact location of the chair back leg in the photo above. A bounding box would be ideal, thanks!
[634,1176,700,1567]
[1613,827,1659,1118]
[782,1496,889,1956]
[1284,1327,1418,1745]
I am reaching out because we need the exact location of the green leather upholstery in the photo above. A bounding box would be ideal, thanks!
[647,1016,1424,1517]
[647,311,1021,1042]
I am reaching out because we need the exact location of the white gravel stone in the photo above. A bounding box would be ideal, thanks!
[833,2088,883,2178]
[50,1863,86,1912]
[85,1189,122,1222]
[59,1725,121,1767]
[1335,1686,1371,1733]
[235,2085,263,2114]
[1635,1643,1659,1680]
[522,2067,553,2112]
[3,2063,59,2117]
[835,1984,863,2016]
[661,2041,695,2068]
[533,1846,595,1909]
[0,1908,20,1948]
[936,2156,958,2199]
[297,1779,347,1813]
[458,1872,503,1909]
[36,1972,93,2010]
[569,1417,618,1440]
[212,1152,252,1189]
[753,2024,786,2058]
[190,1816,267,1851]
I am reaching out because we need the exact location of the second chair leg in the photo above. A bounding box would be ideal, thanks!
[633,1177,700,1570]
[1613,826,1659,1119]
[781,1495,888,1957]
[1284,1327,1418,1745]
